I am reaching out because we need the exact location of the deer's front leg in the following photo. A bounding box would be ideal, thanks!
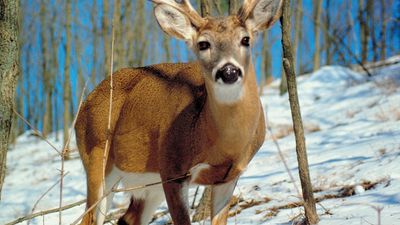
[211,177,239,225]
[162,178,191,225]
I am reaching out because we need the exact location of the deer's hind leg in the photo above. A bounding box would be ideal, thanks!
[117,172,165,225]
[80,146,119,225]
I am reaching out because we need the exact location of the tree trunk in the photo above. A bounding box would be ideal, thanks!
[113,0,123,70]
[279,68,288,95]
[63,0,72,155]
[0,0,20,200]
[40,0,53,137]
[262,32,272,83]
[228,0,238,15]
[281,0,319,224]
[379,0,386,60]
[367,0,378,62]
[324,0,332,65]
[359,0,368,64]
[90,0,98,87]
[312,0,322,71]
[102,0,111,77]
[200,0,210,17]
[293,0,302,73]
[49,0,60,140]
[163,35,171,61]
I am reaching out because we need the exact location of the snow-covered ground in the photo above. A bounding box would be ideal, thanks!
[1,57,400,225]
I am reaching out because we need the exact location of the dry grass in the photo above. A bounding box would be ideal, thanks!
[373,76,399,95]
[375,106,400,121]
[267,122,321,140]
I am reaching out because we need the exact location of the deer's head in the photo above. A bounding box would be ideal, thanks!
[153,0,282,104]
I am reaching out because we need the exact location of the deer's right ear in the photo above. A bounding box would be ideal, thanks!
[154,4,196,42]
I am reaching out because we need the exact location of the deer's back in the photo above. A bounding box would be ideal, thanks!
[75,62,206,173]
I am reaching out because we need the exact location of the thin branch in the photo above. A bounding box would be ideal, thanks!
[298,7,372,76]
[59,82,88,225]
[27,172,70,225]
[263,106,300,196]
[70,179,121,225]
[98,5,116,220]
[112,173,191,193]
[13,109,60,155]
[4,199,86,225]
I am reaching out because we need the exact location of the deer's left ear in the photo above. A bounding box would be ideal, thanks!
[242,0,283,32]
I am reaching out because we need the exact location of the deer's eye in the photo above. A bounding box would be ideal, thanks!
[198,41,211,51]
[241,36,250,47]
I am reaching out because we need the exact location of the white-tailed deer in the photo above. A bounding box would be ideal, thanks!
[76,0,282,224]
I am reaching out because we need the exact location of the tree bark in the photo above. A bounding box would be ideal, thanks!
[262,32,272,83]
[312,0,322,71]
[40,0,53,137]
[324,0,332,65]
[0,0,20,200]
[293,0,302,73]
[102,0,111,77]
[367,0,378,62]
[379,0,386,60]
[63,0,72,155]
[358,0,368,64]
[200,0,210,17]
[90,0,98,86]
[281,0,319,224]
[228,0,238,15]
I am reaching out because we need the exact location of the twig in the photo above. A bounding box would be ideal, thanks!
[27,172,70,225]
[70,179,121,225]
[191,186,200,209]
[4,200,86,225]
[112,173,191,193]
[99,7,116,220]
[13,109,60,155]
[297,7,372,76]
[263,105,301,196]
[59,82,88,225]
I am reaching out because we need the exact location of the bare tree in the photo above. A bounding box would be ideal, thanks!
[358,0,369,64]
[261,32,272,84]
[0,0,20,199]
[324,0,332,65]
[281,0,319,223]
[63,0,72,154]
[293,0,303,72]
[367,0,378,61]
[90,0,99,86]
[379,0,386,60]
[102,0,111,77]
[229,0,238,14]
[312,0,322,71]
[200,0,210,16]
[40,0,54,137]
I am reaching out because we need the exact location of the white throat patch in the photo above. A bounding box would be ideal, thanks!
[211,81,244,104]
[210,57,245,104]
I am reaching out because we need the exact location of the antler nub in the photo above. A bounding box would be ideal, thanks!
[152,0,206,28]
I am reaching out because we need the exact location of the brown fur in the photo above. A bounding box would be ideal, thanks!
[118,198,145,225]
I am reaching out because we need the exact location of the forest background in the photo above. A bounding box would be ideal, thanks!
[9,0,400,153]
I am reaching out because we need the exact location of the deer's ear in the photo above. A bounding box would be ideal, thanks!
[154,4,196,41]
[245,0,283,32]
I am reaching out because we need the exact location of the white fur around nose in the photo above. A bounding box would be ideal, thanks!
[211,58,245,104]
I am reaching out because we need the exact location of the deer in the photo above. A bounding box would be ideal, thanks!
[75,0,283,224]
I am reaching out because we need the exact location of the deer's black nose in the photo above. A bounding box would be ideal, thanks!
[215,63,242,84]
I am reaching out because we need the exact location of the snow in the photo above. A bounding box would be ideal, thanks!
[1,58,400,225]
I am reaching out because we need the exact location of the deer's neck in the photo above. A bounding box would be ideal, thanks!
[202,64,262,160]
